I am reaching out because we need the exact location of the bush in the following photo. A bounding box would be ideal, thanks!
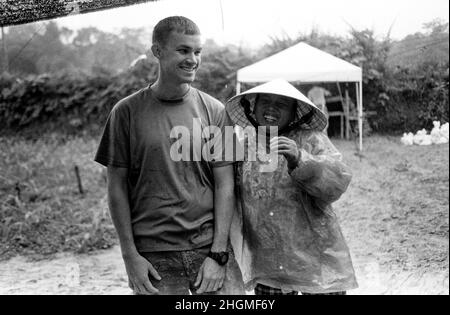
[0,32,448,136]
[0,70,153,135]
[373,64,449,133]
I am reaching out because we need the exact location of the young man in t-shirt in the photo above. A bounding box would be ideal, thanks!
[95,16,244,295]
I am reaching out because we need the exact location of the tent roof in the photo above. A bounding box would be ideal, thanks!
[0,0,156,27]
[237,42,362,84]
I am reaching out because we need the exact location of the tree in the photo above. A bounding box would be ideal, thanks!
[387,19,449,70]
[423,18,449,35]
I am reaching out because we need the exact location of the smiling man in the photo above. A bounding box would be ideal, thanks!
[94,16,244,295]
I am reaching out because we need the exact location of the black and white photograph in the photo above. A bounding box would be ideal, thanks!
[0,0,448,297]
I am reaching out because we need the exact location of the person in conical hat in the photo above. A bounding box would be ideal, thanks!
[227,79,358,295]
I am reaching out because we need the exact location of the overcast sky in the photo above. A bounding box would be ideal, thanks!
[56,0,449,47]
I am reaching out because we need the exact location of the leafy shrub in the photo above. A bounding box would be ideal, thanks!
[0,70,153,135]
[0,28,448,136]
[373,63,449,133]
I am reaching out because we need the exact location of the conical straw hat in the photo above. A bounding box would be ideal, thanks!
[226,79,327,131]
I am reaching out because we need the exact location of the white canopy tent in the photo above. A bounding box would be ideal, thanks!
[236,42,364,150]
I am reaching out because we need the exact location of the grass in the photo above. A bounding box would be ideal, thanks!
[0,134,116,260]
[0,134,448,275]
[334,136,449,272]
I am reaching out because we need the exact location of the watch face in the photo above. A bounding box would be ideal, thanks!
[210,252,229,265]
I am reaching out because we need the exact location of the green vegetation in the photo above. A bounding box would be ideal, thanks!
[1,135,448,263]
[0,136,116,260]
[0,20,448,135]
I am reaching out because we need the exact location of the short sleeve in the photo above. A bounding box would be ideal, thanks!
[208,103,236,168]
[94,101,130,168]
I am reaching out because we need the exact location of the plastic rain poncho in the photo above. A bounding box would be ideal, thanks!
[227,79,358,293]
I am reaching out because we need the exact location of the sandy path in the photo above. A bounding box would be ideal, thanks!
[0,246,130,295]
[0,245,448,295]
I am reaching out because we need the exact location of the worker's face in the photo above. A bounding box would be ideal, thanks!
[254,94,296,130]
[153,31,202,84]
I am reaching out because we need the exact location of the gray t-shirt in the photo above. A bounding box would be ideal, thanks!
[95,86,234,252]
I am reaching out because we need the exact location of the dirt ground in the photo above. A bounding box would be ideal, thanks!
[0,136,448,295]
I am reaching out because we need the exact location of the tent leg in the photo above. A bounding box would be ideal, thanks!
[356,82,363,151]
[336,82,349,140]
[236,81,241,95]
[345,88,350,140]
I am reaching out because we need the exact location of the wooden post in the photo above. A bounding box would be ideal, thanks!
[74,165,84,195]
[1,26,8,74]
[15,182,21,201]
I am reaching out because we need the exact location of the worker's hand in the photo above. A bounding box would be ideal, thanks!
[194,257,226,294]
[123,252,161,295]
[270,136,300,169]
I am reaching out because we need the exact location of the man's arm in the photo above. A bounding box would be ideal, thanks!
[211,164,235,252]
[195,164,235,293]
[107,166,161,295]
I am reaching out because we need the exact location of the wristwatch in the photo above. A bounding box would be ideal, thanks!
[207,251,229,266]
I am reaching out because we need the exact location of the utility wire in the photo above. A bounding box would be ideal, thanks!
[9,23,46,67]
[219,0,225,32]
[389,38,449,58]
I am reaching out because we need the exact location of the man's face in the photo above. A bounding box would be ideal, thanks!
[157,31,202,84]
[254,94,296,130]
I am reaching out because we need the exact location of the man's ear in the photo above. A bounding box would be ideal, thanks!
[151,44,161,59]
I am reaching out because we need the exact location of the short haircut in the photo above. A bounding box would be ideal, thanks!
[152,16,201,46]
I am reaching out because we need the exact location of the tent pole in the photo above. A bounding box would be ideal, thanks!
[236,81,241,95]
[357,81,363,151]
[345,87,350,140]
[335,82,346,139]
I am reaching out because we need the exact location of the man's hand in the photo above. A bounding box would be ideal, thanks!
[270,136,300,169]
[194,257,226,294]
[123,253,162,295]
